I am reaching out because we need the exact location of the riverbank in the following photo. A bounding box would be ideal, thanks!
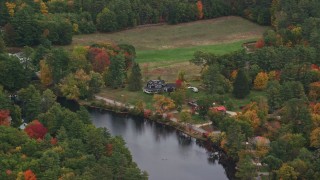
[80,96,218,142]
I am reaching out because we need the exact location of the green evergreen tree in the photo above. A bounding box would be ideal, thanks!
[127,63,142,91]
[96,8,118,32]
[236,155,257,179]
[266,81,282,112]
[225,123,245,160]
[46,48,70,84]
[104,55,126,88]
[233,69,250,99]
[0,35,6,53]
[11,5,40,46]
[0,54,30,91]
[41,89,57,113]
[18,85,41,122]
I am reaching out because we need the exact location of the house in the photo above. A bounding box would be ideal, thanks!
[143,80,177,94]
[143,80,166,94]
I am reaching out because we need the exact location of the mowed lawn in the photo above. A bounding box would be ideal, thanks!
[136,40,249,63]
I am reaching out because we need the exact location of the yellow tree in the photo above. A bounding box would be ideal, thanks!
[74,69,91,97]
[254,72,269,90]
[39,60,53,86]
[59,74,80,100]
[277,163,299,180]
[309,82,320,101]
[310,127,320,148]
[230,69,238,82]
[268,71,277,81]
[312,114,320,128]
[153,95,175,114]
[40,1,48,15]
[238,109,261,130]
[5,2,16,17]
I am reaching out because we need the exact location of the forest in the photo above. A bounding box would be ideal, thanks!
[187,0,320,179]
[0,0,273,46]
[1,0,320,179]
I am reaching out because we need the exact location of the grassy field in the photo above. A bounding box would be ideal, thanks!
[70,16,268,67]
[136,40,249,63]
[71,16,267,51]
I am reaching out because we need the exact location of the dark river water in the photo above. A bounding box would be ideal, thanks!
[90,110,233,180]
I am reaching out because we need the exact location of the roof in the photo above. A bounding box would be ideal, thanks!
[212,106,226,112]
[165,83,176,88]
[147,80,165,85]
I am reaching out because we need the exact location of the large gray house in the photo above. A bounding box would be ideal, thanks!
[143,80,176,94]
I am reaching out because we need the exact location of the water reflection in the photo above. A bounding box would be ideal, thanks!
[132,117,145,135]
[90,109,234,180]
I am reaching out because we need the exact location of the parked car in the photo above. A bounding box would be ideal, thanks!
[188,100,198,108]
[187,86,198,92]
[143,88,153,94]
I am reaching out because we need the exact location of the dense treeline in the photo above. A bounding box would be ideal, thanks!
[0,0,275,47]
[190,42,320,180]
[187,0,320,179]
[0,94,147,179]
[0,32,147,179]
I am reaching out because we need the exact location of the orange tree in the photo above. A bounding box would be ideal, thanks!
[153,95,175,114]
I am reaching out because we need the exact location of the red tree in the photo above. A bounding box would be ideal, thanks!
[176,79,182,88]
[50,138,58,145]
[106,144,113,156]
[255,39,265,48]
[197,1,204,19]
[88,47,111,73]
[93,51,110,73]
[0,110,10,126]
[24,120,48,140]
[144,109,152,118]
[24,169,37,180]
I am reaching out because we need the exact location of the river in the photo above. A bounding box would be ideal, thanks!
[90,110,234,180]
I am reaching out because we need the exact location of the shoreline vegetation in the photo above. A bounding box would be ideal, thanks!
[80,99,209,141]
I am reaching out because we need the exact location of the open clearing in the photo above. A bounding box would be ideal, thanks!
[71,16,268,51]
[75,16,269,108]
[71,16,268,63]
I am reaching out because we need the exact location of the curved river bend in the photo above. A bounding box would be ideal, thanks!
[90,110,233,180]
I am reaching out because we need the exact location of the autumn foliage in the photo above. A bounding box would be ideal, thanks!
[24,120,48,140]
[5,2,16,17]
[255,39,265,49]
[176,79,182,88]
[254,72,269,90]
[153,95,175,114]
[309,81,320,101]
[106,144,113,156]
[40,2,48,15]
[144,109,152,118]
[24,169,37,180]
[310,127,320,148]
[197,1,204,19]
[50,138,58,145]
[39,60,53,86]
[88,48,110,73]
[0,110,10,126]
